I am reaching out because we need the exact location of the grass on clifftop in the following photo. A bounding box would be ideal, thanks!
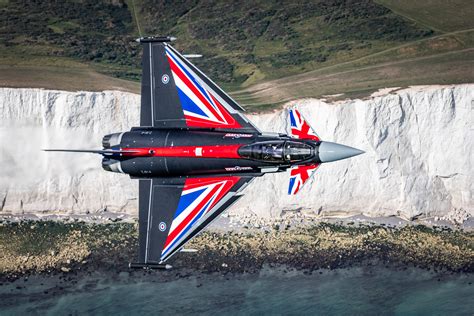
[0,0,473,109]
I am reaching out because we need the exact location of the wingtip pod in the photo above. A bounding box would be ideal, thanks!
[136,36,176,43]
[128,262,173,270]
[288,108,320,141]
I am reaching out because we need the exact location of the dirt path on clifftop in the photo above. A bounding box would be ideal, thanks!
[231,29,474,107]
[234,28,474,95]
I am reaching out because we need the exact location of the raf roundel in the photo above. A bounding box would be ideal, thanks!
[161,74,170,84]
[159,222,167,232]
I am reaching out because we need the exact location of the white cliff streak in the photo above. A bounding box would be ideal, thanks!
[0,85,472,220]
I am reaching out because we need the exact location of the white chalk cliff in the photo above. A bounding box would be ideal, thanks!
[0,85,472,221]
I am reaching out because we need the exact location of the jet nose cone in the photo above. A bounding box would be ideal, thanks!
[318,141,365,163]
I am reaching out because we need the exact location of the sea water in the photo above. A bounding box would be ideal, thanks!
[0,266,472,315]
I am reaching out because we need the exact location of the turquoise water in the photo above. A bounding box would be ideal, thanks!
[0,266,472,315]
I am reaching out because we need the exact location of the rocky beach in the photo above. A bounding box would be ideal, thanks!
[1,219,473,315]
[1,219,472,283]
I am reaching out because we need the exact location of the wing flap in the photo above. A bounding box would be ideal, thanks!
[140,42,187,128]
[138,178,185,263]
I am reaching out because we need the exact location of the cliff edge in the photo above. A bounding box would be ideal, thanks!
[0,85,472,222]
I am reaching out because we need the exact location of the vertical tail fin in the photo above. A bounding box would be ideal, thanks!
[288,108,321,141]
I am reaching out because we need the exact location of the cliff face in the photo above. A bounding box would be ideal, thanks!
[0,85,472,220]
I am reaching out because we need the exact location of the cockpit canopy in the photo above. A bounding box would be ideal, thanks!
[239,141,314,163]
[285,141,314,162]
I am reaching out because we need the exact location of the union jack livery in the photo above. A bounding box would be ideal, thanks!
[45,36,364,268]
[288,164,320,195]
[161,177,239,261]
[289,108,320,141]
[165,47,241,129]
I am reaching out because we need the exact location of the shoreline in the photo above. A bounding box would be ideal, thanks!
[2,210,473,231]
[0,220,472,282]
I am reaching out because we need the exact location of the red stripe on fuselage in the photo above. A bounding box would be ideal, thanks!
[121,144,242,159]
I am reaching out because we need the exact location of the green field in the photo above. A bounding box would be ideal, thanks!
[376,0,474,32]
[0,0,472,110]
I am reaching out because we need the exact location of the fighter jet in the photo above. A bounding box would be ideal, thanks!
[46,36,364,268]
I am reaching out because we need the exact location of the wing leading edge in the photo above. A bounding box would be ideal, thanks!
[139,39,259,133]
[138,176,254,263]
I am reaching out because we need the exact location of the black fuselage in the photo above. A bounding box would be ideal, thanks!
[101,129,321,178]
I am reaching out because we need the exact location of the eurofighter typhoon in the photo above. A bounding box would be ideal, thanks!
[46,36,364,268]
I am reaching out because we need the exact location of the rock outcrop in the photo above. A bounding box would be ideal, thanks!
[0,85,472,220]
